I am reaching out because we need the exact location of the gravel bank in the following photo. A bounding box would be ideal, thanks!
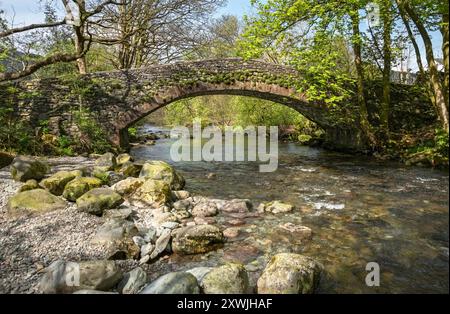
[0,157,132,293]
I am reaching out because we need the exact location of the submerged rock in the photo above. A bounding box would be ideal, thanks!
[202,263,249,294]
[76,188,124,215]
[40,170,82,196]
[279,223,312,239]
[39,260,123,294]
[223,227,240,238]
[139,161,185,190]
[257,253,323,294]
[172,225,224,255]
[7,189,67,216]
[261,201,294,214]
[221,199,252,213]
[10,156,48,182]
[140,272,199,294]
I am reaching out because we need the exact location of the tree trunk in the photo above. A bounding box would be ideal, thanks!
[74,27,87,74]
[401,1,449,132]
[74,0,87,74]
[397,1,438,114]
[381,0,392,141]
[351,12,377,149]
[442,11,449,107]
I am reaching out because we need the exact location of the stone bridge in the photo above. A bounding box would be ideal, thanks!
[4,58,366,151]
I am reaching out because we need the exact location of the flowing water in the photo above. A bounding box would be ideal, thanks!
[131,125,449,294]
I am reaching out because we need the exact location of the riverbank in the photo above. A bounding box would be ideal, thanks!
[0,154,324,294]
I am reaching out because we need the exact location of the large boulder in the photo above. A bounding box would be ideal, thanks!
[94,152,117,172]
[112,178,145,197]
[202,263,249,294]
[172,225,224,255]
[39,260,123,294]
[40,170,82,196]
[62,177,103,201]
[91,218,140,260]
[76,188,124,215]
[118,267,147,294]
[257,253,323,294]
[140,272,199,294]
[129,179,171,207]
[139,161,185,190]
[10,156,48,182]
[7,189,67,216]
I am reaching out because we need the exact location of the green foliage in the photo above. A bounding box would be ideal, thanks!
[298,134,313,144]
[239,0,356,112]
[72,108,112,154]
[128,127,139,142]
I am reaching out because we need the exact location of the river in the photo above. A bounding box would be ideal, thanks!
[131,124,449,293]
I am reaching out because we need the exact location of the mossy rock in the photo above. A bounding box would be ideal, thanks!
[112,178,145,197]
[93,168,125,186]
[202,263,249,294]
[118,162,142,178]
[19,179,42,192]
[40,170,83,196]
[7,189,67,216]
[94,152,117,172]
[76,188,124,215]
[171,225,224,255]
[129,179,171,207]
[257,253,323,294]
[139,161,185,190]
[10,156,49,182]
[63,177,103,201]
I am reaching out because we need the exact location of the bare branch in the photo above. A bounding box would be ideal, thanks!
[0,20,66,38]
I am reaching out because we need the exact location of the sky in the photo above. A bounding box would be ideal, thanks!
[0,0,444,72]
[0,0,253,24]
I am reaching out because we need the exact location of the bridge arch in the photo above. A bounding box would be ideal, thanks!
[84,58,332,147]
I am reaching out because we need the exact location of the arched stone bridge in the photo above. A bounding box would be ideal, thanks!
[6,58,366,150]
